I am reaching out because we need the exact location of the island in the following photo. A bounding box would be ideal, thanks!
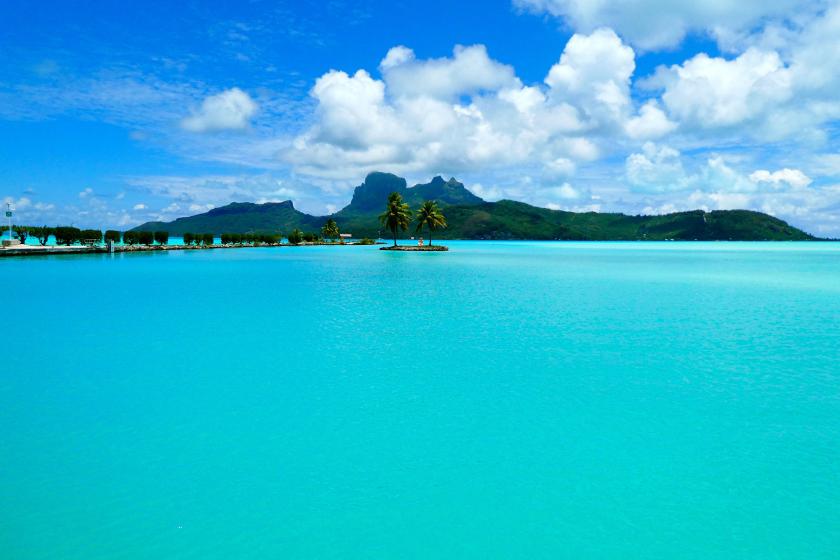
[133,172,815,242]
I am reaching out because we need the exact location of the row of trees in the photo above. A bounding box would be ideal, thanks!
[287,229,324,244]
[182,233,215,246]
[219,232,282,244]
[9,224,340,247]
[9,226,173,246]
[378,194,447,246]
[122,231,170,246]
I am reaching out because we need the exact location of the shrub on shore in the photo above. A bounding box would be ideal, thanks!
[357,238,375,245]
[12,225,29,244]
[287,229,303,244]
[123,231,139,246]
[221,232,281,245]
[54,226,82,245]
[154,231,169,245]
[81,229,103,244]
[104,230,121,244]
[202,233,214,246]
[221,233,239,245]
[183,232,194,245]
[260,233,281,244]
[137,231,153,245]
[321,219,340,242]
[31,226,52,246]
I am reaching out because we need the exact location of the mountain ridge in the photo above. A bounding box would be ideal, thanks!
[132,172,816,241]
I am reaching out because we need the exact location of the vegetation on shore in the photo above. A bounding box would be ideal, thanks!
[415,200,447,246]
[378,192,414,246]
[219,232,281,245]
[5,224,351,249]
[321,218,340,242]
[378,192,449,247]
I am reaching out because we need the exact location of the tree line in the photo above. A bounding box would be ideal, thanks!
[378,194,447,246]
[8,226,173,246]
[8,219,356,248]
[218,232,281,245]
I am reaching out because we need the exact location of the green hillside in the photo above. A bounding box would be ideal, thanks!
[440,202,813,241]
[133,172,815,241]
[133,200,323,235]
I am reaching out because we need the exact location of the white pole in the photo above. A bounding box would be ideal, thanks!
[6,203,11,241]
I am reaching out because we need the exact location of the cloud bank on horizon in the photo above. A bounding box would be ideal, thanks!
[2,0,840,236]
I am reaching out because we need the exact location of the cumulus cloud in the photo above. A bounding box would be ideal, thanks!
[634,5,840,143]
[654,48,792,129]
[181,87,258,132]
[626,142,688,192]
[749,168,812,190]
[513,0,811,50]
[545,182,582,200]
[3,196,32,209]
[544,28,635,125]
[625,142,812,201]
[379,46,415,70]
[286,31,641,180]
[625,100,677,139]
[380,45,518,99]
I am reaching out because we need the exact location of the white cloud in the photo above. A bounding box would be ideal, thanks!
[469,183,504,201]
[284,31,647,183]
[625,100,677,139]
[626,144,816,197]
[3,196,32,210]
[626,142,688,192]
[380,44,518,99]
[133,203,147,210]
[188,203,215,212]
[78,187,94,199]
[513,0,812,50]
[379,46,415,70]
[545,28,635,126]
[749,168,812,190]
[181,87,258,132]
[543,157,576,179]
[546,182,582,200]
[655,48,792,129]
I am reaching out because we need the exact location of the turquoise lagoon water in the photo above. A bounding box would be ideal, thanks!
[2,241,839,559]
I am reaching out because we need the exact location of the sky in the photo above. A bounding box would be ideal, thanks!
[2,0,840,236]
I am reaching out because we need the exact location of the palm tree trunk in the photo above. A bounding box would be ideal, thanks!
[429,228,432,246]
[393,228,397,246]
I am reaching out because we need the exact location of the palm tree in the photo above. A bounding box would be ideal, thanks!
[414,200,447,246]
[378,192,412,246]
[321,218,340,242]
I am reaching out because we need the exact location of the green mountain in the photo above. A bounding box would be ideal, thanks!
[441,201,813,241]
[335,172,483,215]
[132,172,815,241]
[133,200,323,235]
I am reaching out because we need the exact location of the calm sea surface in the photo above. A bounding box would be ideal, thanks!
[2,242,839,559]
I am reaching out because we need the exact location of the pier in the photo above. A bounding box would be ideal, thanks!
[0,241,380,258]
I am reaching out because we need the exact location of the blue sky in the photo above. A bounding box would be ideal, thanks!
[2,0,839,235]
